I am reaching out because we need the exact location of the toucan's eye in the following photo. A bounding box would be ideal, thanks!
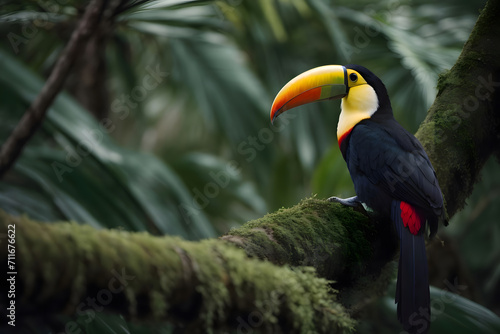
[349,73,358,82]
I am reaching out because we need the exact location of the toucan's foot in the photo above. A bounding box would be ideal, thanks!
[328,195,368,214]
[328,196,361,207]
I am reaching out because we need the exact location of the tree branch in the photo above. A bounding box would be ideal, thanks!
[0,0,105,178]
[68,0,123,120]
[221,200,398,311]
[0,205,356,333]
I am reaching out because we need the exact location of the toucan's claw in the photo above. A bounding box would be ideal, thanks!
[328,195,361,207]
[328,196,367,214]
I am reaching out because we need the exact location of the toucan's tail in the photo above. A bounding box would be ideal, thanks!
[391,200,430,334]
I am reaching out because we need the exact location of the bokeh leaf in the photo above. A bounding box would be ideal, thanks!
[0,48,216,239]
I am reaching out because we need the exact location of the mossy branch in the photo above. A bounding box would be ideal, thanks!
[0,203,360,333]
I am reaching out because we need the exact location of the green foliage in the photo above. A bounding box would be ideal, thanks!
[444,158,500,313]
[357,281,500,334]
[0,0,498,332]
[427,285,500,334]
[312,145,355,198]
[0,49,216,238]
[0,0,483,222]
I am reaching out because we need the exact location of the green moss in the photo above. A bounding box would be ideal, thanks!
[463,0,497,52]
[227,198,373,281]
[1,210,357,333]
[332,205,373,264]
[436,70,459,93]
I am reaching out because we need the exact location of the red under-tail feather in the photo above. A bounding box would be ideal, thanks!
[391,200,430,334]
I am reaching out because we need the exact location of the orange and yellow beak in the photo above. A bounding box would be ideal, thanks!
[270,65,348,123]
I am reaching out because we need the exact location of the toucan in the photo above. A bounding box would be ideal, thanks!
[270,65,447,333]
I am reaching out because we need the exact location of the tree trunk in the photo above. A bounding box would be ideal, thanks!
[415,0,500,217]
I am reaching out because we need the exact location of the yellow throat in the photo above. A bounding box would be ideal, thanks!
[338,84,379,141]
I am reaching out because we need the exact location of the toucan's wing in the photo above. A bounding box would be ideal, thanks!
[348,120,443,213]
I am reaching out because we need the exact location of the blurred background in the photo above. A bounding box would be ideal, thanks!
[0,0,499,333]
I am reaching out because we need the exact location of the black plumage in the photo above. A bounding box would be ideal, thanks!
[341,65,446,333]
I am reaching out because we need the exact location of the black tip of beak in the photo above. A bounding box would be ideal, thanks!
[270,108,283,125]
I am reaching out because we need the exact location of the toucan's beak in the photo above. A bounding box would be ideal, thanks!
[270,65,348,123]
